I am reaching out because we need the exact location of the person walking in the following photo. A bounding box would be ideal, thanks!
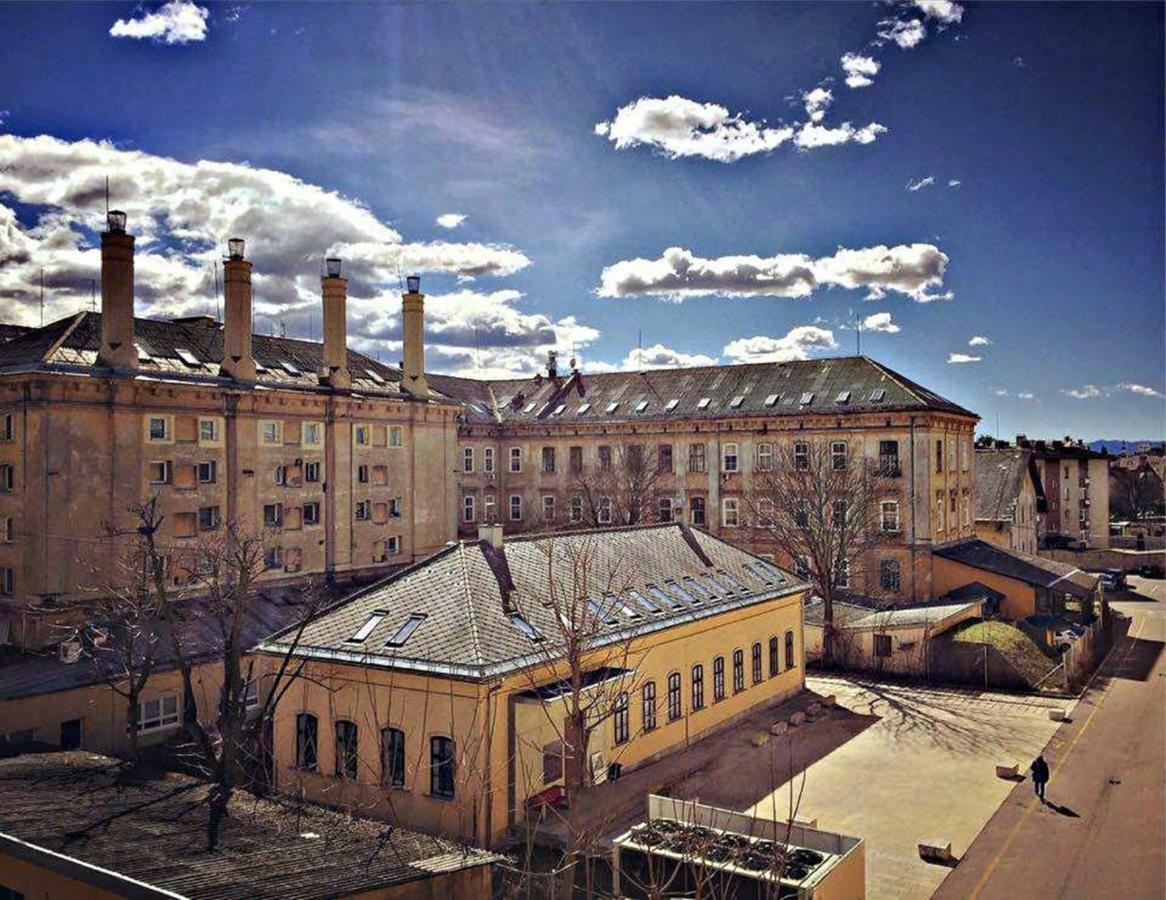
[1030,754,1050,802]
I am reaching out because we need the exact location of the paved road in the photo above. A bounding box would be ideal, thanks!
[935,576,1166,899]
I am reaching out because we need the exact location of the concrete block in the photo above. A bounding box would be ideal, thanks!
[769,721,789,736]
[918,841,956,864]
[789,711,806,727]
[806,701,823,717]
[995,763,1019,779]
[750,731,770,747]
[792,817,818,829]
[1048,708,1067,721]
[821,694,837,708]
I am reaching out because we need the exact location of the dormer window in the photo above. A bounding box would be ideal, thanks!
[870,388,886,402]
[365,369,386,385]
[552,404,566,416]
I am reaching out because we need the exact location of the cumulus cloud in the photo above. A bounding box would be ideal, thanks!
[803,87,833,123]
[914,0,964,25]
[620,343,718,371]
[841,53,881,89]
[906,176,935,192]
[1119,382,1165,399]
[993,389,1009,396]
[594,96,794,163]
[109,0,209,45]
[598,243,950,303]
[878,17,927,49]
[947,353,981,364]
[1017,392,1035,400]
[435,213,467,229]
[968,335,991,346]
[722,326,838,364]
[794,120,886,149]
[862,312,901,333]
[948,179,962,188]
[1063,385,1102,399]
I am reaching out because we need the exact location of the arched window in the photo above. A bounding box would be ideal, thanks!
[642,681,657,732]
[732,649,745,693]
[713,656,725,702]
[751,642,763,684]
[430,736,456,798]
[381,727,405,787]
[295,713,318,771]
[334,720,358,779]
[613,693,630,745]
[769,636,780,677]
[667,672,682,721]
[691,664,705,710]
[785,630,796,670]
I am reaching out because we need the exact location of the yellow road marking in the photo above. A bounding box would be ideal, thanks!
[967,615,1146,900]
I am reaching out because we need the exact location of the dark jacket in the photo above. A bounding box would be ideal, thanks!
[1031,757,1050,783]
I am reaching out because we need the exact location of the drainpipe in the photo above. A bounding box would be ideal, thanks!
[910,416,917,603]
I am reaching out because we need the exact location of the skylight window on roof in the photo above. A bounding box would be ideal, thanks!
[175,348,201,368]
[135,343,152,362]
[523,402,537,414]
[552,404,566,416]
[509,612,543,642]
[385,614,426,647]
[764,394,779,407]
[605,401,620,413]
[729,395,744,408]
[280,360,301,376]
[577,402,591,414]
[654,583,688,609]
[870,388,886,402]
[759,561,788,584]
[627,588,661,615]
[612,595,642,619]
[635,399,649,412]
[835,390,851,405]
[255,361,268,373]
[346,612,386,644]
[799,392,814,405]
[679,577,708,605]
[365,368,386,384]
[717,571,750,592]
[664,398,679,411]
[697,397,711,409]
[586,597,619,626]
[701,575,725,596]
[740,564,773,587]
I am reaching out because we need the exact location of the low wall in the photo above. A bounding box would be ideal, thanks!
[927,638,1033,691]
[1110,535,1166,551]
[1041,547,1166,572]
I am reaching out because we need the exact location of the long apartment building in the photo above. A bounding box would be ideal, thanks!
[0,215,458,648]
[434,357,980,604]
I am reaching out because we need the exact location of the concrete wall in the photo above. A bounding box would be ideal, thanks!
[1042,546,1166,573]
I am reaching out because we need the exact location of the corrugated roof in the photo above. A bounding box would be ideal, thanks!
[261,522,805,679]
[934,539,1099,600]
[847,601,982,631]
[0,752,499,900]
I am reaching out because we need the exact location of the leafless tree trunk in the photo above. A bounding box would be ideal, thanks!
[569,442,665,528]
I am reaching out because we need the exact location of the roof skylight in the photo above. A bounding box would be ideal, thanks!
[523,402,537,414]
[697,397,711,409]
[664,398,679,411]
[552,404,566,416]
[509,612,543,641]
[654,583,688,609]
[365,369,386,385]
[835,390,851,404]
[634,399,649,412]
[346,612,386,644]
[577,402,591,414]
[679,576,709,604]
[799,392,814,405]
[605,401,620,413]
[385,614,425,647]
[135,344,153,362]
[175,348,201,368]
[627,588,661,615]
[586,597,619,625]
[764,393,779,406]
[870,388,886,402]
[280,360,301,376]
[729,395,744,408]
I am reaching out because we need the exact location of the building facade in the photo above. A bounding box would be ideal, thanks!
[974,446,1043,555]
[1008,436,1110,549]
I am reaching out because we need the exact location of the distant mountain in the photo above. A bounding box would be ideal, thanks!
[1089,439,1165,455]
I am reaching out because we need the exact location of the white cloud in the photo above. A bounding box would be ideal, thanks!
[109,0,209,45]
[803,87,833,123]
[993,389,1009,396]
[862,312,901,333]
[914,0,964,25]
[841,53,881,89]
[1119,382,1166,399]
[435,213,467,229]
[948,179,962,188]
[1013,56,1026,68]
[594,96,794,163]
[906,176,935,192]
[620,343,718,371]
[878,17,927,49]
[968,335,991,346]
[947,353,981,364]
[722,326,838,364]
[598,243,950,303]
[794,120,887,149]
[1017,392,1035,400]
[1062,385,1102,399]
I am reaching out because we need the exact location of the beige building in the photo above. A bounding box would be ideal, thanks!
[1008,436,1110,550]
[0,215,458,649]
[974,446,1043,555]
[258,522,808,848]
[433,356,979,605]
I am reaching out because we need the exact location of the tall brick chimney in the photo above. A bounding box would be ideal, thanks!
[97,210,137,371]
[321,257,350,389]
[220,238,257,381]
[401,274,428,397]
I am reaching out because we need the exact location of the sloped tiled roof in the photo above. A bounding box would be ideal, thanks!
[975,448,1039,522]
[934,539,1099,600]
[261,523,805,679]
[432,355,975,426]
[0,752,499,900]
[0,312,433,399]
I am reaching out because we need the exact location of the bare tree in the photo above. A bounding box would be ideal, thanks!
[569,442,665,528]
[747,440,894,667]
[1110,465,1165,522]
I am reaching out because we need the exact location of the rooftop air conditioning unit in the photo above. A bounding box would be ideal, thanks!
[58,640,83,664]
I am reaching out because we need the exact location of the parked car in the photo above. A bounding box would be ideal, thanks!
[1138,562,1165,579]
[1099,569,1127,591]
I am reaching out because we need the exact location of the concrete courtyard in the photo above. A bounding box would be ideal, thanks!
[747,675,1073,899]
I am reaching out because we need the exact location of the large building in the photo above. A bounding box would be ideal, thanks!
[974,445,1043,555]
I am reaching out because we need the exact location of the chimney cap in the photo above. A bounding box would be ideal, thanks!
[227,238,245,260]
[406,274,421,294]
[106,210,127,233]
[325,257,342,278]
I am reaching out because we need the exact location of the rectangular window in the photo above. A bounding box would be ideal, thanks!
[147,461,171,485]
[757,442,773,472]
[732,650,745,693]
[0,413,13,441]
[275,465,288,486]
[659,444,673,473]
[962,495,971,527]
[357,464,369,484]
[355,500,371,521]
[569,446,583,475]
[0,517,12,544]
[389,497,402,518]
[832,499,847,530]
[198,418,219,444]
[667,672,682,721]
[261,421,281,446]
[263,503,283,527]
[936,440,944,473]
[509,495,522,521]
[881,500,900,533]
[935,494,944,532]
[752,642,763,684]
[835,558,850,588]
[0,567,13,596]
[509,447,522,473]
[541,446,556,474]
[462,447,475,473]
[831,441,849,471]
[463,494,476,523]
[613,693,630,744]
[265,547,283,570]
[688,443,706,473]
[598,445,612,472]
[381,727,406,787]
[198,506,220,531]
[713,656,725,701]
[303,422,321,447]
[794,499,810,528]
[690,497,706,526]
[430,736,456,798]
[483,447,495,473]
[354,425,370,446]
[880,559,901,592]
[147,416,169,442]
[303,502,320,526]
[722,442,739,473]
[757,497,775,528]
[136,695,179,733]
[722,497,740,528]
[304,461,321,483]
[785,631,796,669]
[691,665,705,711]
[295,713,318,770]
[570,496,583,523]
[769,637,780,677]
[657,496,673,523]
[642,682,657,732]
[335,720,359,779]
[542,495,555,521]
[874,634,893,658]
[196,461,216,484]
[385,612,425,646]
[795,555,810,580]
[794,442,809,471]
[389,426,403,448]
[879,440,900,476]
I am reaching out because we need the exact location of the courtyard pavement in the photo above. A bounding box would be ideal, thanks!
[746,675,1074,899]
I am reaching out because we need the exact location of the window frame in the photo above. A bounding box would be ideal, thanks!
[785,630,796,669]
[732,650,745,693]
[712,656,725,702]
[430,735,457,799]
[831,440,849,471]
[613,692,630,745]
[641,681,657,732]
[751,642,763,684]
[509,447,523,473]
[769,636,780,677]
[666,671,682,721]
[334,720,359,779]
[381,726,406,788]
[722,442,739,473]
[295,713,318,770]
[722,497,740,528]
[691,664,705,711]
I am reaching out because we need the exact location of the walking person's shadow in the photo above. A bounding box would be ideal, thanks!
[1042,798,1080,817]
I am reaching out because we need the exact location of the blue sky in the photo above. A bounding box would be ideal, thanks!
[0,1,1162,439]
